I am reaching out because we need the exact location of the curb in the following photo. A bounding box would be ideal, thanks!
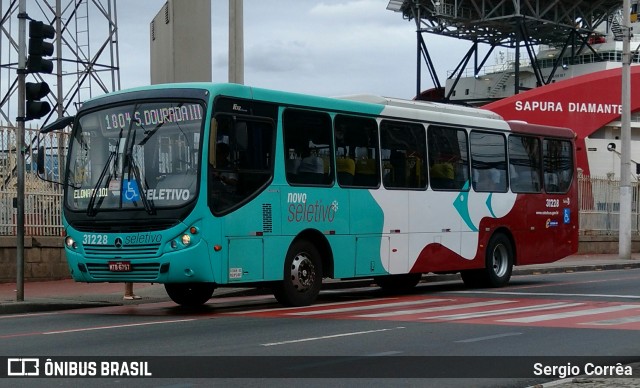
[0,301,117,315]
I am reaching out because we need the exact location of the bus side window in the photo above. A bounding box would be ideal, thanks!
[428,125,469,191]
[380,120,427,189]
[509,135,542,193]
[470,131,507,192]
[335,115,379,188]
[283,109,333,186]
[543,138,573,193]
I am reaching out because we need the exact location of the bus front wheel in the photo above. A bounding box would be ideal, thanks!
[273,240,323,307]
[461,233,513,288]
[165,282,215,307]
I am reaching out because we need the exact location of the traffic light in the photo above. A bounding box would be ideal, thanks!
[25,82,51,120]
[26,20,55,74]
[24,20,55,121]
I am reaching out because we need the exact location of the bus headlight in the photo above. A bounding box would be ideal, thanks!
[181,234,191,246]
[65,236,77,249]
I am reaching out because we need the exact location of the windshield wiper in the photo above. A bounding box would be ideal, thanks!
[86,137,119,217]
[123,120,156,215]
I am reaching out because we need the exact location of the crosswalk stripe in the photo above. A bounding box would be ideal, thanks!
[422,302,584,321]
[500,305,640,323]
[583,315,640,326]
[225,297,399,315]
[288,298,453,316]
[356,300,515,318]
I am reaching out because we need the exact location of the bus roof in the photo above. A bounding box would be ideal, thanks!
[507,120,576,139]
[81,83,574,138]
[85,83,500,121]
[337,94,503,121]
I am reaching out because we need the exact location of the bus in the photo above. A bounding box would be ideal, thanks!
[41,83,578,307]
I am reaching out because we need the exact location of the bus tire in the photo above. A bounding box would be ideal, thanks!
[165,282,215,307]
[461,233,513,288]
[374,273,422,294]
[485,233,513,287]
[273,240,323,307]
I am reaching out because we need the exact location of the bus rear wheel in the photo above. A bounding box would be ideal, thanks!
[165,282,215,307]
[461,233,513,288]
[273,240,323,307]
[374,273,422,294]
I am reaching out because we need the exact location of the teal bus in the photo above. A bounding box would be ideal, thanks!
[41,83,578,307]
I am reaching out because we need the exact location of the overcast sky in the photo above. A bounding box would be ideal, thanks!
[0,0,479,123]
[116,0,472,100]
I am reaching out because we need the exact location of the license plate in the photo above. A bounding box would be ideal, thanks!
[108,261,131,272]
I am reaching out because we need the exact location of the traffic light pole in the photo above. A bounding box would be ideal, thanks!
[16,0,26,301]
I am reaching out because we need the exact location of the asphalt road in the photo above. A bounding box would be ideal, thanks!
[2,268,640,387]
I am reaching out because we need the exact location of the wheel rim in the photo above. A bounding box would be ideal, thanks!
[491,243,509,278]
[290,253,316,292]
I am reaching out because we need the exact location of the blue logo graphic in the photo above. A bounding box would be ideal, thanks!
[122,179,140,202]
[563,208,571,224]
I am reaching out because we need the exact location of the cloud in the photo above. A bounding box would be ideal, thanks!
[235,0,423,98]
[0,0,473,119]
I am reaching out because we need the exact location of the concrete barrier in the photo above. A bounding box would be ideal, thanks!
[0,237,68,283]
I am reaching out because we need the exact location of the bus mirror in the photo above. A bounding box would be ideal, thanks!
[40,115,74,133]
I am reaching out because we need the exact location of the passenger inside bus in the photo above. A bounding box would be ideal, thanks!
[473,168,501,192]
[212,142,238,187]
[336,155,355,185]
[430,157,455,189]
[297,146,324,184]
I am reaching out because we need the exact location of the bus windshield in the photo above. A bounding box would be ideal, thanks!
[65,101,204,213]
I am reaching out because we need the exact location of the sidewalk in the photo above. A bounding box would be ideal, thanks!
[2,253,640,315]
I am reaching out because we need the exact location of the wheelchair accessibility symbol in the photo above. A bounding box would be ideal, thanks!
[122,179,140,202]
[563,208,571,224]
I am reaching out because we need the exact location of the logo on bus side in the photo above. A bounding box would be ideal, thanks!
[286,193,338,223]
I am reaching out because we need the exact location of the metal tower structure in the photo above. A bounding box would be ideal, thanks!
[387,0,624,102]
[0,0,120,126]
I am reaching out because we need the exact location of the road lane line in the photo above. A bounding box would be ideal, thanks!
[0,311,60,320]
[366,351,404,356]
[42,318,197,334]
[289,298,452,316]
[500,305,640,323]
[451,290,640,299]
[356,300,515,318]
[422,302,584,321]
[455,332,523,343]
[261,327,406,347]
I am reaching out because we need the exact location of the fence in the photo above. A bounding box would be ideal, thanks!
[1,174,635,237]
[0,124,66,237]
[578,172,640,235]
[0,123,636,237]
